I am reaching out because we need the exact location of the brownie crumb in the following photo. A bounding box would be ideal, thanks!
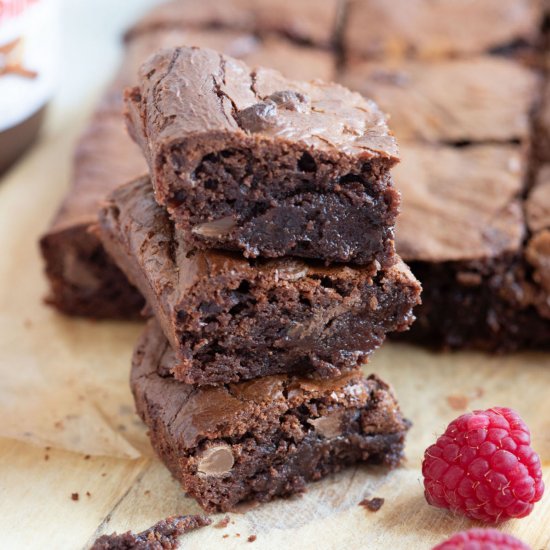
[223,534,229,539]
[71,493,79,501]
[90,515,211,550]
[84,454,91,460]
[446,394,469,411]
[359,497,384,512]
[86,491,92,497]
[214,516,230,528]
[248,535,257,543]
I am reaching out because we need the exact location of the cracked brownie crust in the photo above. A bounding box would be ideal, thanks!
[343,0,544,60]
[125,46,400,266]
[126,0,342,47]
[131,320,410,513]
[340,56,539,145]
[98,176,421,385]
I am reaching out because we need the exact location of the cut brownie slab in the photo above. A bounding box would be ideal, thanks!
[524,165,550,320]
[395,144,525,263]
[343,0,544,60]
[340,56,539,144]
[125,46,400,265]
[41,28,336,317]
[98,177,421,385]
[123,28,336,84]
[393,144,550,350]
[39,90,146,318]
[535,76,550,163]
[126,0,342,47]
[131,320,410,513]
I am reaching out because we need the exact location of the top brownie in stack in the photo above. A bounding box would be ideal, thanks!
[125,46,400,266]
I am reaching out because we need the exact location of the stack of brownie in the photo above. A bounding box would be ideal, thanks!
[94,45,421,512]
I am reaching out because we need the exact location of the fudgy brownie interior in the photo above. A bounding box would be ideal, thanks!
[131,320,410,513]
[99,176,421,385]
[125,46,400,265]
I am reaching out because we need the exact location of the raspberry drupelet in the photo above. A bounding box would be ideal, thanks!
[422,407,544,522]
[432,528,530,550]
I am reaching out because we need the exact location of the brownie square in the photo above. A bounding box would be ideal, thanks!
[40,27,336,317]
[39,91,146,318]
[343,0,543,60]
[393,144,550,350]
[125,46,400,265]
[126,0,342,47]
[535,77,550,163]
[340,56,539,144]
[123,28,336,84]
[394,144,526,263]
[98,176,421,385]
[131,320,410,513]
[524,165,550,320]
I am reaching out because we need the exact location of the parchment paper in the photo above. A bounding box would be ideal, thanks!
[1,3,549,546]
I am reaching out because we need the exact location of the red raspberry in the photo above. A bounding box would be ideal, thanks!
[433,528,530,550]
[422,407,544,522]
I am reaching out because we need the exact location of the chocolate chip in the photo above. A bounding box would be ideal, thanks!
[191,216,237,238]
[267,90,309,112]
[275,261,309,282]
[197,444,234,476]
[308,411,344,438]
[237,100,278,132]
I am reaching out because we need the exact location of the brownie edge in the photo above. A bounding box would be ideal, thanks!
[131,320,411,513]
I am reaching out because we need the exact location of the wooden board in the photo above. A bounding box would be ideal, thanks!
[0,2,549,548]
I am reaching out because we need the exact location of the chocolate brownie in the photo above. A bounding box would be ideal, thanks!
[131,320,410,513]
[393,144,550,350]
[524,165,550,320]
[39,90,146,318]
[535,76,550,163]
[340,56,539,144]
[395,144,525,263]
[343,0,544,60]
[98,176,421,385]
[125,46,400,265]
[90,515,211,550]
[123,28,336,84]
[126,0,342,47]
[41,28,335,317]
